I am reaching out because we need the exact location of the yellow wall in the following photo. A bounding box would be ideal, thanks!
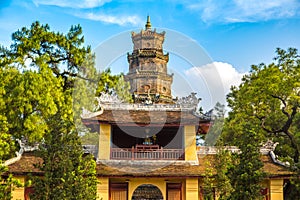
[269,179,284,200]
[98,124,111,160]
[97,177,109,200]
[11,176,110,200]
[128,178,166,200]
[186,178,199,200]
[184,125,197,161]
[11,176,25,200]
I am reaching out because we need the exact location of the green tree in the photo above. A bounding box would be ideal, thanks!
[80,132,99,146]
[203,103,233,200]
[0,21,91,145]
[202,160,216,200]
[0,21,98,199]
[215,148,234,200]
[205,102,226,146]
[225,48,300,164]
[202,149,234,200]
[229,123,265,200]
[0,66,28,199]
[30,114,97,200]
[1,21,132,199]
[223,47,300,199]
[95,68,132,102]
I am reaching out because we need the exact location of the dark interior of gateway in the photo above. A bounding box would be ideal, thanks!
[111,125,184,149]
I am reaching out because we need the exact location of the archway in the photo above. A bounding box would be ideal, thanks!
[132,184,164,200]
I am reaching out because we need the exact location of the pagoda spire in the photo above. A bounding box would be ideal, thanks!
[145,15,152,30]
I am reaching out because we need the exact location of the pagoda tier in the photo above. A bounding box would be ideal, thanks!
[125,16,173,104]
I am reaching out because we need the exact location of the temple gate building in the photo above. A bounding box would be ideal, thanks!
[6,16,293,200]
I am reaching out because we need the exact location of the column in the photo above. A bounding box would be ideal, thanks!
[184,125,197,161]
[98,124,111,160]
[186,178,199,200]
[97,177,109,200]
[12,176,25,200]
[269,179,283,200]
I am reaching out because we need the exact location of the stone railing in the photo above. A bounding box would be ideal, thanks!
[197,145,275,155]
[100,103,195,111]
[110,147,184,160]
[197,146,240,155]
[81,92,205,114]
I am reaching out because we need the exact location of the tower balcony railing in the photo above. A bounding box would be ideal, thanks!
[93,92,201,111]
[101,102,195,111]
[110,145,185,160]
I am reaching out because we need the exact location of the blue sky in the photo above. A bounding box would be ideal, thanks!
[1,0,300,110]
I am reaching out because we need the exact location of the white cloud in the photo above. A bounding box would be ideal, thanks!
[184,62,245,109]
[33,0,142,27]
[233,0,297,21]
[33,0,111,9]
[79,13,143,26]
[186,0,300,23]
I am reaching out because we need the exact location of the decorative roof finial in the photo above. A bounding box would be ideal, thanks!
[145,15,151,30]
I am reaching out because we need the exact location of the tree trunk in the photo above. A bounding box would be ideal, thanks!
[285,130,299,163]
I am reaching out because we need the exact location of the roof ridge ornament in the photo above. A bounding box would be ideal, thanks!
[81,92,122,119]
[175,92,201,109]
[145,15,151,30]
[4,138,39,166]
[97,92,122,104]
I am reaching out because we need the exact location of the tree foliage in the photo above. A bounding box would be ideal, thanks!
[202,103,233,200]
[95,68,132,102]
[214,149,234,200]
[205,102,226,146]
[224,47,300,164]
[203,148,234,200]
[0,20,133,199]
[222,47,300,199]
[229,124,265,200]
[0,21,100,199]
[30,117,97,200]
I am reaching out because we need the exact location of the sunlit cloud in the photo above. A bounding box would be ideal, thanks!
[78,12,143,26]
[186,0,300,23]
[33,0,111,9]
[185,62,245,94]
[185,62,245,102]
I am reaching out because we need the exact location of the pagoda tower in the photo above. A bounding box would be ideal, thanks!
[125,16,173,103]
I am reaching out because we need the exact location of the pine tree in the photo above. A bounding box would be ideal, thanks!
[30,115,97,200]
[229,123,265,200]
[0,21,98,199]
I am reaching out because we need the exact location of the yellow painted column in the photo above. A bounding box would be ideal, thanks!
[186,178,199,200]
[98,124,111,160]
[97,177,109,200]
[11,176,25,200]
[184,125,197,161]
[269,179,283,200]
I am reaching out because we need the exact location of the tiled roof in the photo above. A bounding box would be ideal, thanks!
[95,155,293,178]
[8,152,293,178]
[82,110,207,126]
[261,155,294,177]
[7,152,42,175]
[95,155,214,177]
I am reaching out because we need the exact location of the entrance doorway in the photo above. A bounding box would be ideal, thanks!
[132,184,163,200]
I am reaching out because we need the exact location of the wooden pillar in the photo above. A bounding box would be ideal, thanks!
[269,179,283,200]
[184,125,197,161]
[98,124,111,160]
[186,178,199,200]
[11,176,25,200]
[97,177,109,200]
